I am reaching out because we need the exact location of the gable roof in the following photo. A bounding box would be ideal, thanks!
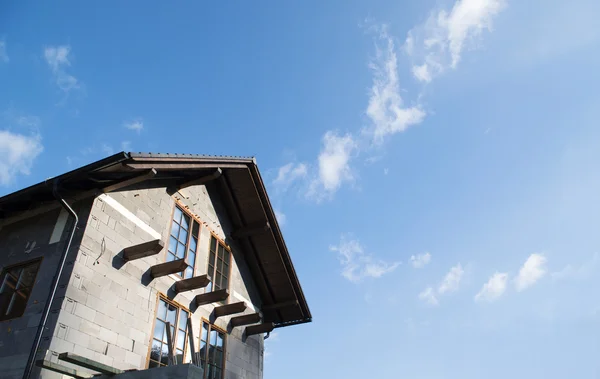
[0,152,311,328]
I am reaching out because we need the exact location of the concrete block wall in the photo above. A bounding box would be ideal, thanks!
[39,183,265,378]
[0,200,93,379]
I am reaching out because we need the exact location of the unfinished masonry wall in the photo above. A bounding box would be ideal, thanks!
[42,183,265,379]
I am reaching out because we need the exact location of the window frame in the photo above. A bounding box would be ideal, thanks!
[198,318,227,379]
[166,203,202,279]
[147,294,192,368]
[0,258,42,322]
[205,234,232,294]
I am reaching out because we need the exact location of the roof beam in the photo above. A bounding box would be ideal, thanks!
[193,289,229,307]
[213,301,246,319]
[245,322,274,337]
[177,168,222,190]
[102,168,157,193]
[150,259,187,278]
[122,239,164,261]
[58,353,124,375]
[231,221,270,240]
[174,274,211,293]
[36,360,92,379]
[126,162,247,170]
[230,312,262,328]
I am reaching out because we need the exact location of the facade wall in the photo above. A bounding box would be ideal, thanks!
[34,183,265,378]
[0,200,92,379]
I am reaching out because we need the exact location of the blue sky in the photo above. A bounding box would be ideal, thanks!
[2,0,600,378]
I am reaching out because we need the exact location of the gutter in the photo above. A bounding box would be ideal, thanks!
[22,181,80,379]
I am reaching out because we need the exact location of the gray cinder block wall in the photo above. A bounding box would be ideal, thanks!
[0,183,265,379]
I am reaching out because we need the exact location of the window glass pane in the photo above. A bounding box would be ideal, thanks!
[175,349,184,364]
[216,259,223,273]
[218,245,224,260]
[157,300,167,320]
[176,330,186,350]
[180,213,190,230]
[216,333,223,348]
[160,344,169,365]
[149,360,159,368]
[168,236,178,253]
[210,330,217,346]
[184,266,193,279]
[199,341,207,361]
[208,345,215,364]
[223,251,230,264]
[215,349,223,367]
[150,339,162,362]
[176,243,186,259]
[178,310,188,330]
[174,207,183,223]
[166,304,177,324]
[17,263,40,289]
[214,368,222,379]
[189,237,197,253]
[170,222,180,238]
[205,282,212,293]
[211,237,217,252]
[209,252,215,267]
[178,228,188,244]
[154,320,166,340]
[192,222,200,237]
[187,251,196,266]
[201,323,208,341]
[167,252,176,262]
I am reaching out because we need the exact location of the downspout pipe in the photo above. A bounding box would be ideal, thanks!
[22,180,79,379]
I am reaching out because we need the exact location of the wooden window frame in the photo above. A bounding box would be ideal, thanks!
[206,233,232,294]
[147,294,192,368]
[166,203,202,279]
[198,318,227,379]
[0,258,42,322]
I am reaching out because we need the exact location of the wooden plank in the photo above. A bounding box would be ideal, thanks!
[231,222,271,240]
[58,353,124,375]
[177,168,222,190]
[213,301,246,318]
[126,163,248,170]
[193,289,229,307]
[174,274,211,293]
[245,322,274,336]
[230,313,262,328]
[262,300,299,311]
[102,169,157,193]
[150,259,187,278]
[165,322,176,365]
[36,360,93,379]
[186,317,198,366]
[122,239,164,261]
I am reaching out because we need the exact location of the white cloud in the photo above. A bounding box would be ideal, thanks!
[308,131,356,199]
[438,263,464,294]
[273,162,308,190]
[124,120,144,132]
[274,209,286,226]
[366,27,426,144]
[514,253,547,291]
[44,45,79,92]
[418,287,439,306]
[383,168,389,175]
[406,0,506,82]
[0,130,43,185]
[121,141,131,151]
[475,272,508,302]
[552,253,599,281]
[410,252,432,268]
[330,234,400,282]
[100,144,114,156]
[0,39,8,63]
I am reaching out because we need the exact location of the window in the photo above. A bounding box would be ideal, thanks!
[198,321,226,379]
[206,236,230,293]
[149,297,191,368]
[167,206,200,279]
[0,259,41,321]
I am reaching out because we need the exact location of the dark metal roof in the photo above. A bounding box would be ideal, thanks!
[0,152,311,327]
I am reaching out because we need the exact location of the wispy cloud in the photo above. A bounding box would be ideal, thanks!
[418,287,439,306]
[273,162,308,191]
[405,0,506,82]
[308,131,357,200]
[475,272,508,302]
[366,26,426,144]
[410,252,432,268]
[552,253,599,281]
[438,263,464,294]
[0,130,43,185]
[514,253,547,291]
[124,119,144,133]
[0,39,8,63]
[44,45,79,92]
[274,209,287,226]
[330,234,400,282]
